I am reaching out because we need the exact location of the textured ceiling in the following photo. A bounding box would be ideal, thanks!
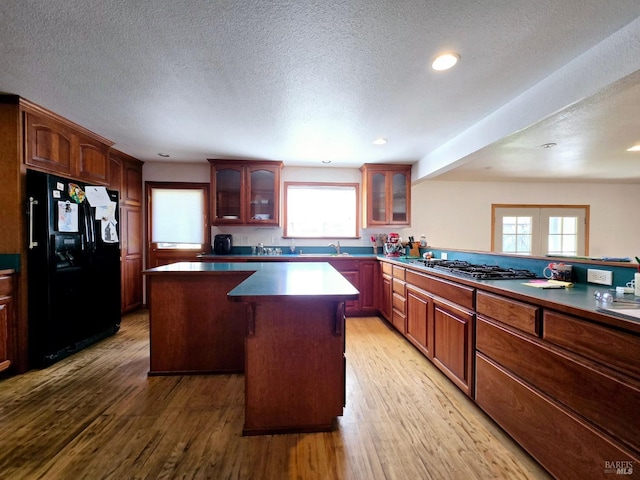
[1,1,639,182]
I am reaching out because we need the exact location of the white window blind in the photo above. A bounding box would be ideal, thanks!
[151,188,205,246]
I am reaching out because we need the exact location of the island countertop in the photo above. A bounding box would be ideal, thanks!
[144,261,360,302]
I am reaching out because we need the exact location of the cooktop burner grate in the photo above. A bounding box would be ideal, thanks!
[411,259,539,280]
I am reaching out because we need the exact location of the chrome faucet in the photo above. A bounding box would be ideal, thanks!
[329,241,341,254]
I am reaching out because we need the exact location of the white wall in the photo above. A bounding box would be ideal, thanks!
[142,161,640,257]
[411,180,640,259]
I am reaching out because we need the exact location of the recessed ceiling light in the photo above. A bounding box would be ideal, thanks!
[540,143,557,148]
[322,160,332,164]
[157,153,170,157]
[627,145,640,152]
[372,137,387,145]
[431,53,459,71]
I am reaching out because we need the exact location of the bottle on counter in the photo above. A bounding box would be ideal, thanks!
[420,235,427,247]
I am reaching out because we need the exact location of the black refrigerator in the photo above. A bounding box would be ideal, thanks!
[26,170,121,367]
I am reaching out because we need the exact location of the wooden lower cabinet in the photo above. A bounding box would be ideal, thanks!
[329,260,360,316]
[147,272,251,374]
[476,353,638,480]
[0,273,16,374]
[243,299,345,435]
[405,284,432,358]
[381,260,640,478]
[358,260,378,314]
[543,309,640,379]
[432,298,474,396]
[389,265,406,333]
[341,270,360,316]
[476,315,640,478]
[121,205,143,312]
[380,273,392,321]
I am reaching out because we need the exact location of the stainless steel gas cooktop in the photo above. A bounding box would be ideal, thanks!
[411,259,539,280]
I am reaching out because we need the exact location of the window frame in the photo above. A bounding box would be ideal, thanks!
[491,204,589,256]
[283,181,360,239]
[145,182,210,267]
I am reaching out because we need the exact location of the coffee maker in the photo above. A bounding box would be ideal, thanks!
[213,234,232,255]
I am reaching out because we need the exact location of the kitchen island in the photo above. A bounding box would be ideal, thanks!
[144,261,359,435]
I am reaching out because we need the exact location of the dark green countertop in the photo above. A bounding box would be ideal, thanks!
[144,261,359,303]
[144,261,261,274]
[0,254,20,272]
[380,256,640,332]
[198,253,378,261]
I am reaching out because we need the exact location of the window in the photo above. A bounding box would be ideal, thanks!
[284,182,359,238]
[147,183,210,249]
[492,205,588,256]
[501,215,533,254]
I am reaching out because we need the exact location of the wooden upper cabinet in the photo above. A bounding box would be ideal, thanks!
[77,134,110,184]
[209,159,283,225]
[24,105,113,185]
[108,150,124,193]
[123,161,143,206]
[25,113,74,176]
[109,149,143,206]
[360,164,411,227]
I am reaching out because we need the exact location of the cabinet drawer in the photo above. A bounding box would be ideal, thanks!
[543,310,640,380]
[477,317,640,454]
[476,353,639,479]
[0,276,12,297]
[392,278,405,295]
[476,291,539,335]
[392,265,405,281]
[392,292,406,313]
[392,310,406,333]
[381,262,392,275]
[406,270,474,310]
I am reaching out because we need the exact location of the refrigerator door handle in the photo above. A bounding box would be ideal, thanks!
[28,197,39,249]
[82,202,96,254]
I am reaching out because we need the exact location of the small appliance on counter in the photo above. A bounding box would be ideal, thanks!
[213,234,233,255]
[384,232,403,257]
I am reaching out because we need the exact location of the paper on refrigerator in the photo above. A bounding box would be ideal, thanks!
[96,201,119,243]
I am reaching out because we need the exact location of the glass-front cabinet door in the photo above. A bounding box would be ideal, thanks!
[371,172,387,223]
[209,159,282,225]
[214,166,243,223]
[248,167,277,223]
[391,172,408,223]
[361,164,411,227]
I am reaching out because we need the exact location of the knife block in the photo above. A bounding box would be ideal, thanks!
[405,243,420,257]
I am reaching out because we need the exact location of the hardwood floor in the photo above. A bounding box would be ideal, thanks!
[0,310,551,480]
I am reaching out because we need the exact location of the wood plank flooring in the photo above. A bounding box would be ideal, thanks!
[0,310,551,480]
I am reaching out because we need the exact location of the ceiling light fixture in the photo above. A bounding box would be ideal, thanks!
[372,137,387,145]
[540,143,557,148]
[626,145,640,152]
[157,153,170,157]
[431,53,459,71]
[322,160,332,164]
